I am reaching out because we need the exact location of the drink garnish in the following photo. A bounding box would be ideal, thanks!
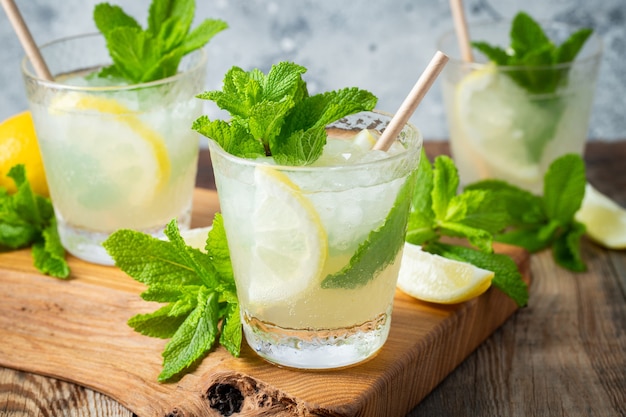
[192,61,377,165]
[468,12,593,163]
[472,11,593,94]
[103,215,240,382]
[407,150,589,307]
[0,164,69,278]
[93,0,228,83]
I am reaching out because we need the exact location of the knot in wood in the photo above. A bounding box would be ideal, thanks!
[206,383,244,416]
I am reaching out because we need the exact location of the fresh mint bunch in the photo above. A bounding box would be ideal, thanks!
[103,215,240,382]
[472,11,593,94]
[405,150,529,307]
[467,154,587,272]
[0,164,69,278]
[93,0,228,83]
[192,61,377,166]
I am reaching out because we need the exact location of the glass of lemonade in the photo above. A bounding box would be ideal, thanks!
[21,33,206,265]
[438,20,602,194]
[209,111,422,369]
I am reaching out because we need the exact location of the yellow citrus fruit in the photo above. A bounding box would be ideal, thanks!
[247,165,328,305]
[575,183,626,249]
[397,242,494,304]
[0,111,49,196]
[49,92,171,206]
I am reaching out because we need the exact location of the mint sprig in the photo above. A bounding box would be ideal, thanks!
[407,151,589,307]
[405,150,528,307]
[472,11,593,94]
[0,164,69,278]
[471,12,593,163]
[103,215,240,382]
[93,0,228,83]
[467,154,587,272]
[192,61,377,166]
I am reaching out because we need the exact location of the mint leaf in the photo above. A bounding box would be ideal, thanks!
[194,61,377,166]
[159,288,219,382]
[467,153,587,271]
[542,153,586,223]
[472,11,593,95]
[0,164,69,279]
[94,0,227,83]
[427,242,529,307]
[103,217,240,382]
[321,170,417,289]
[405,153,530,305]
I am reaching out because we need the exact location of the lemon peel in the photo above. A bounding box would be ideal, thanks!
[575,183,626,249]
[50,93,171,199]
[247,165,328,305]
[397,242,494,304]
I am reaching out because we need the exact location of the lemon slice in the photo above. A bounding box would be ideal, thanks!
[453,64,542,186]
[248,165,328,304]
[49,93,170,206]
[575,183,626,249]
[397,242,494,304]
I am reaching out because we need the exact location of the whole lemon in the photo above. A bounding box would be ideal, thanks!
[0,111,49,196]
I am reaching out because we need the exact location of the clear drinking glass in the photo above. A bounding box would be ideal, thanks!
[438,20,602,194]
[21,33,206,265]
[209,111,422,369]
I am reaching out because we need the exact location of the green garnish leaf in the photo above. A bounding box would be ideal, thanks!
[472,11,593,94]
[103,216,240,382]
[193,61,377,166]
[0,164,69,279]
[93,0,227,83]
[321,170,417,289]
[466,153,588,272]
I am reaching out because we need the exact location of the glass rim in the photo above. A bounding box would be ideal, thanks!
[437,18,604,71]
[20,32,208,92]
[208,110,423,173]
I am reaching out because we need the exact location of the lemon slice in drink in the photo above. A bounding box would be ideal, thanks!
[397,243,494,304]
[180,226,213,251]
[50,93,170,206]
[575,183,626,249]
[248,166,328,305]
[454,63,542,186]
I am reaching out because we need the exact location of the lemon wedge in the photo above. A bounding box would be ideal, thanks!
[397,242,494,304]
[248,165,328,305]
[49,92,170,206]
[575,183,626,249]
[453,64,542,187]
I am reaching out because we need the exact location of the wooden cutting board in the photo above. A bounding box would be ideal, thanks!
[0,188,530,417]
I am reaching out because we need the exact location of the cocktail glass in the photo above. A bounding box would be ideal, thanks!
[438,20,602,193]
[208,111,422,369]
[21,33,206,265]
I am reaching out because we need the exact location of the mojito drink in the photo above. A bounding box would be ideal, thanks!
[439,19,602,194]
[22,34,206,264]
[209,111,422,369]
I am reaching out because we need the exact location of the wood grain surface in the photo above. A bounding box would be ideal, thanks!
[0,188,529,417]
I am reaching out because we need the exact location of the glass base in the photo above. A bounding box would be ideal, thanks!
[242,310,391,370]
[56,208,192,265]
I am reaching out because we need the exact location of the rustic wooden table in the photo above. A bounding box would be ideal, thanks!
[1,141,624,416]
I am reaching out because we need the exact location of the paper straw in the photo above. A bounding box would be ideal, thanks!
[1,0,53,80]
[449,0,474,62]
[373,51,449,151]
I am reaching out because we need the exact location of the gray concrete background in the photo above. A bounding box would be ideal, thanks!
[1,0,624,141]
